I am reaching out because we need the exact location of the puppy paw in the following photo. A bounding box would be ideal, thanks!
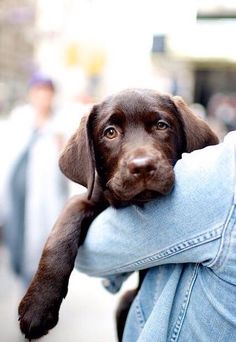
[18,290,61,340]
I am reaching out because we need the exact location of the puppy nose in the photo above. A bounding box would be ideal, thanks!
[128,157,156,175]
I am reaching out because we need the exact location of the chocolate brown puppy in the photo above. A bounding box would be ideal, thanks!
[18,89,219,340]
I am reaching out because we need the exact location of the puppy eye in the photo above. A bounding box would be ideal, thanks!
[155,120,169,130]
[104,126,118,139]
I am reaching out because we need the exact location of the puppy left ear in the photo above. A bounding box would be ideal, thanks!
[59,105,98,199]
[173,96,219,152]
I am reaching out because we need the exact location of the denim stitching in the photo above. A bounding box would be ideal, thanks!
[209,141,236,269]
[219,208,236,270]
[233,141,236,204]
[169,264,199,342]
[135,295,146,330]
[207,204,236,269]
[104,227,222,276]
[204,140,235,269]
[78,227,223,277]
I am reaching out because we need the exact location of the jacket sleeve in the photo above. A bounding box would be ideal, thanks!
[76,132,236,282]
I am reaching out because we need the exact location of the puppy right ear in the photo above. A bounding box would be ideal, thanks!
[59,105,98,198]
[173,96,219,152]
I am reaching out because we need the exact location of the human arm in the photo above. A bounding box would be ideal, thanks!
[76,132,236,281]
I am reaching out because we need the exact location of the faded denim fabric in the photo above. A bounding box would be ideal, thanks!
[76,131,236,341]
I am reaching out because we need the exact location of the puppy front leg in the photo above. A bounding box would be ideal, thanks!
[18,194,104,340]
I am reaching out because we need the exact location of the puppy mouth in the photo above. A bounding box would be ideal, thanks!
[132,190,161,203]
[106,174,175,203]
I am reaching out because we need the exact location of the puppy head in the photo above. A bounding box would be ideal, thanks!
[90,90,184,203]
[59,89,219,203]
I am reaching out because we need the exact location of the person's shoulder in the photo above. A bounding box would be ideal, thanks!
[224,131,236,145]
[176,131,235,179]
[9,104,35,126]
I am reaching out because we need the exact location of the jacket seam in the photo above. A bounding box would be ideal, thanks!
[169,264,199,342]
[206,141,236,269]
[207,203,236,269]
[80,227,223,277]
[233,140,236,204]
[135,294,146,330]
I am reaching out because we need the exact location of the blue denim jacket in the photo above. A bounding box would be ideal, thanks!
[76,131,236,341]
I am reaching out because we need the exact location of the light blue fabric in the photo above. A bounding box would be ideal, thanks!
[76,131,236,341]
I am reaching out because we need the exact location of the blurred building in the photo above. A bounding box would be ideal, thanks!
[151,0,236,109]
[0,0,35,115]
[33,0,236,114]
[33,0,155,102]
[1,0,236,125]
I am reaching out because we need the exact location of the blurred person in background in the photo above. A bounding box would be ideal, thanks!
[0,72,69,286]
[208,93,236,135]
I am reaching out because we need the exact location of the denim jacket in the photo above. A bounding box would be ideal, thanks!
[77,131,236,341]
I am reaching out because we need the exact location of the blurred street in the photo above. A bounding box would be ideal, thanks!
[0,243,136,342]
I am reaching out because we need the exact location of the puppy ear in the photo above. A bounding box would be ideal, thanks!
[173,96,219,152]
[59,105,97,199]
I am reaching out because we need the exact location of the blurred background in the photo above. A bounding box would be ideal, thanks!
[0,0,236,341]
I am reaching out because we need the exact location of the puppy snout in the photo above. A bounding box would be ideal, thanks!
[127,156,156,176]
